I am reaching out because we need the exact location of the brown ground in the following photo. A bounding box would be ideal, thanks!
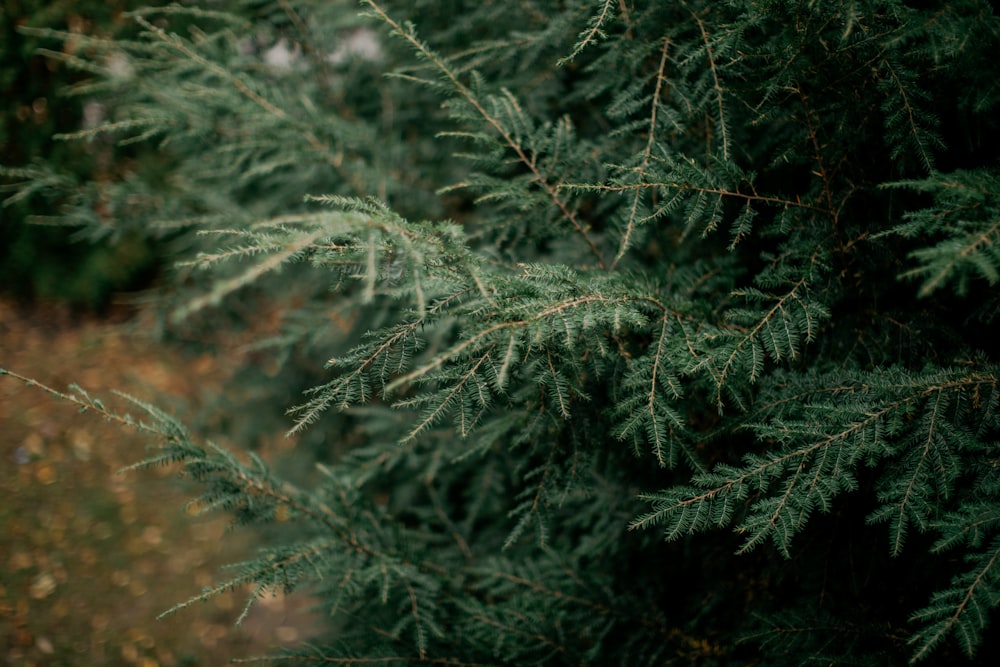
[0,300,321,667]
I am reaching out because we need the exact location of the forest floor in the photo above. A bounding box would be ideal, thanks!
[0,299,320,667]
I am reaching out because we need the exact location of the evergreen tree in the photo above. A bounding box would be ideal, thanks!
[3,0,1000,664]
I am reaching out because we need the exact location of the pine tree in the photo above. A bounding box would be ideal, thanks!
[3,0,1000,664]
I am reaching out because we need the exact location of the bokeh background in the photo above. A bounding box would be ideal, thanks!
[2,3,319,665]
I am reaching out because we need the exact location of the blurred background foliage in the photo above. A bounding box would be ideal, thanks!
[1,0,160,311]
[1,0,354,455]
[1,4,322,664]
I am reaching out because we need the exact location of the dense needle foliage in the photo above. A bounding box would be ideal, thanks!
[4,0,1000,664]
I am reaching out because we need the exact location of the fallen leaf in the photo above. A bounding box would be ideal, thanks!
[29,572,57,599]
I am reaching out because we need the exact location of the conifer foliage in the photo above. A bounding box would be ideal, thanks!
[4,0,1000,664]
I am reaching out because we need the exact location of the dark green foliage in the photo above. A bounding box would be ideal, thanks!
[5,0,1000,664]
[0,0,161,310]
